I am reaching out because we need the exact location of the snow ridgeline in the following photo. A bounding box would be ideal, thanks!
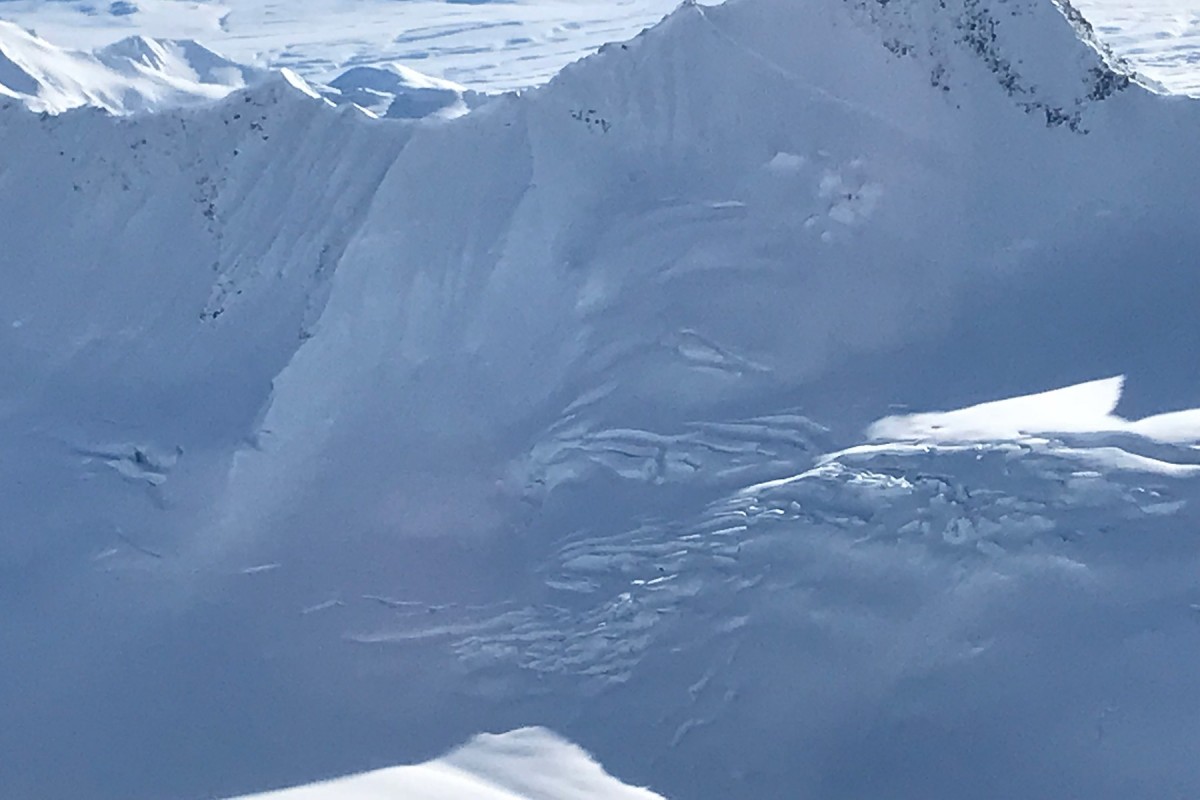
[1,0,1199,799]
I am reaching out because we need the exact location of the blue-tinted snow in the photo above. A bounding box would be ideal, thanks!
[1,1,1199,799]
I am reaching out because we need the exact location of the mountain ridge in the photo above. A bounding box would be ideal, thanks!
[1,1,1198,799]
[0,19,261,112]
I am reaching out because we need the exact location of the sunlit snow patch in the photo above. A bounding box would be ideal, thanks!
[868,376,1200,445]
[1072,0,1200,95]
[224,727,666,800]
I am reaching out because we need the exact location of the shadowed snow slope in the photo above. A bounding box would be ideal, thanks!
[226,728,665,800]
[0,0,685,92]
[1,1,1199,799]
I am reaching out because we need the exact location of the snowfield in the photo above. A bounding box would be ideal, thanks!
[1,0,1199,799]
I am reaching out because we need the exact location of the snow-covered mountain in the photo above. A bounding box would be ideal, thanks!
[0,20,487,117]
[0,0,686,92]
[1075,0,1200,94]
[1,0,1196,95]
[1,0,1198,799]
[0,20,265,113]
[322,63,472,120]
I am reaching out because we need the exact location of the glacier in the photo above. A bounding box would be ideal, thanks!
[1,0,1199,798]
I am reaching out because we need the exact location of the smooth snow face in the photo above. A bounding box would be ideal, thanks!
[226,728,665,800]
[3,1,1200,800]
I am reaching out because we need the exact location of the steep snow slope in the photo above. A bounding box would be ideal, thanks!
[0,20,263,112]
[1,1,1199,799]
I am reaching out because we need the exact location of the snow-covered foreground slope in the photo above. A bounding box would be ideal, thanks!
[2,0,1200,799]
[226,728,664,800]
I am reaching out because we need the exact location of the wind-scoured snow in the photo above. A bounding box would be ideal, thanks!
[1,1,1199,799]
